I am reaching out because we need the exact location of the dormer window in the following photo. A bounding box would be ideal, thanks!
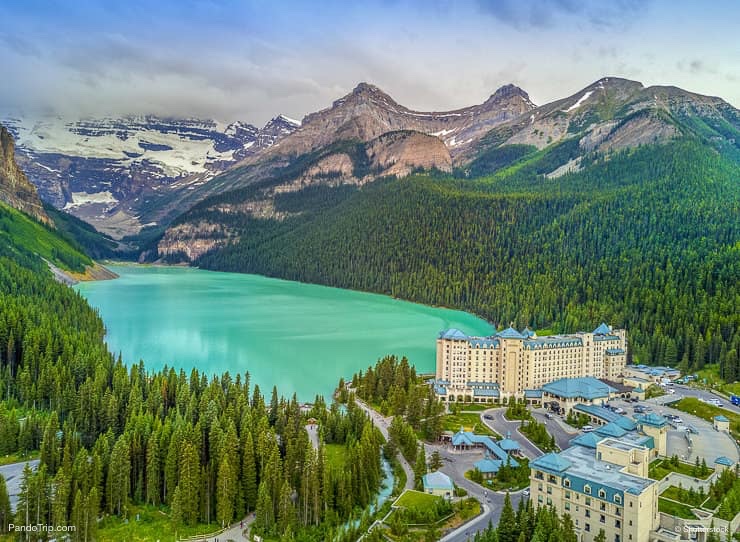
[564,479,571,488]
[584,485,591,495]
[598,489,606,498]
[614,495,622,504]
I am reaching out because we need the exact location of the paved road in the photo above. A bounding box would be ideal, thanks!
[0,459,39,511]
[355,398,415,490]
[530,409,579,451]
[600,396,739,465]
[479,408,544,459]
[423,441,525,541]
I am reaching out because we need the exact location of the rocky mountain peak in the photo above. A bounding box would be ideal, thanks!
[488,84,531,102]
[0,125,51,224]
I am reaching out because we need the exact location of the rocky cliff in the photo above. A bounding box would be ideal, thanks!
[0,125,51,224]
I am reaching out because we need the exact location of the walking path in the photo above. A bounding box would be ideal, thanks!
[355,397,415,490]
[179,514,254,542]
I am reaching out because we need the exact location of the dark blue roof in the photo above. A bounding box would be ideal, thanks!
[524,389,543,398]
[715,456,734,466]
[593,323,611,335]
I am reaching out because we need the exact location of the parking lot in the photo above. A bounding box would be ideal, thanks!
[605,396,739,464]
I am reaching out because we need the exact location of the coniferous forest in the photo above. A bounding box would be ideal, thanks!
[194,139,740,380]
[0,208,385,541]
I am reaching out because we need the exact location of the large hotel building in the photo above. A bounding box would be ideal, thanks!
[435,323,627,401]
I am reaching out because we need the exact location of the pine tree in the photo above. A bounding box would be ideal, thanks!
[146,432,161,505]
[414,444,427,491]
[242,431,258,512]
[429,450,443,471]
[107,434,130,515]
[0,474,11,534]
[216,455,236,527]
[277,478,294,535]
[498,492,517,542]
[254,481,274,535]
[178,441,200,525]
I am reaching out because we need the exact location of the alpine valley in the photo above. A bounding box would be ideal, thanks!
[3,76,740,377]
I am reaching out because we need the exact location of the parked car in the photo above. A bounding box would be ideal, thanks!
[582,425,594,432]
[523,489,530,497]
[484,414,493,420]
[633,406,645,413]
[613,407,625,414]
[546,413,553,419]
[673,417,683,424]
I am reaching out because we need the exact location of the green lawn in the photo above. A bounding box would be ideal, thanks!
[658,498,697,519]
[454,403,492,412]
[691,365,740,396]
[648,459,713,480]
[97,504,220,542]
[394,489,443,510]
[670,397,740,439]
[325,443,347,469]
[465,469,529,492]
[660,486,706,507]
[441,412,499,437]
[0,451,39,466]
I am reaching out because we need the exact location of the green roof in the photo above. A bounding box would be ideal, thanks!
[530,452,572,474]
[542,377,616,399]
[636,413,667,428]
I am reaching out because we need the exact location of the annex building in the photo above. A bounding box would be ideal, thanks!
[434,323,627,401]
[529,435,660,542]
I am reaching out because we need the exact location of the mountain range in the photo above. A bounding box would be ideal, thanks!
[1,114,299,237]
[0,75,738,377]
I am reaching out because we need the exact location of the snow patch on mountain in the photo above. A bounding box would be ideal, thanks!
[563,91,594,113]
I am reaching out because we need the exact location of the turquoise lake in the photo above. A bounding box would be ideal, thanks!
[76,265,492,400]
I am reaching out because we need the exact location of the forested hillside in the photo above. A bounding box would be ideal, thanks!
[196,139,740,380]
[0,208,385,541]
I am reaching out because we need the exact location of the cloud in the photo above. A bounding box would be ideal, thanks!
[475,0,649,30]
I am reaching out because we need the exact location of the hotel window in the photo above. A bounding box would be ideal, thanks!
[614,495,621,504]
[538,483,543,491]
[565,491,571,499]
[547,486,552,494]
[615,519,621,528]
[599,489,606,498]
[564,479,571,488]
[538,495,543,504]
[565,502,571,511]
[547,497,552,505]
[585,524,591,532]
[584,485,591,495]
[600,502,606,511]
[600,514,605,523]
[616,507,621,516]
[585,510,590,518]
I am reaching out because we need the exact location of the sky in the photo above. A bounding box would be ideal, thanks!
[1,0,738,126]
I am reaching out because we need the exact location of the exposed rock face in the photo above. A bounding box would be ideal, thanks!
[158,221,232,261]
[2,115,299,237]
[0,125,51,224]
[366,131,452,177]
[258,82,535,162]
